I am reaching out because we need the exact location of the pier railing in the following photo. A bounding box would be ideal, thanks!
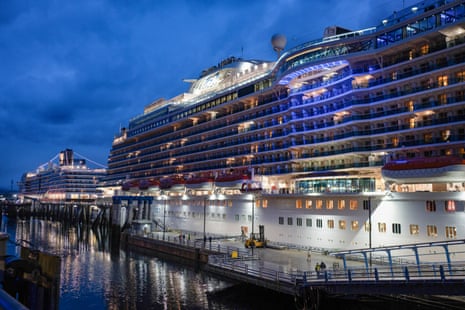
[208,254,465,287]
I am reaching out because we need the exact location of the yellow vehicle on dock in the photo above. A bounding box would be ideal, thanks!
[244,225,266,248]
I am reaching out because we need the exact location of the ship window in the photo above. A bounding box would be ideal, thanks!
[316,219,323,228]
[262,200,268,208]
[392,223,401,234]
[364,221,370,232]
[349,200,358,210]
[327,219,334,229]
[306,200,312,209]
[338,200,345,210]
[279,217,284,225]
[426,200,436,212]
[235,214,239,221]
[410,224,419,235]
[445,200,456,212]
[339,220,346,230]
[326,200,334,210]
[306,218,312,227]
[427,225,438,237]
[297,218,303,226]
[424,132,433,143]
[316,200,323,209]
[378,222,387,233]
[248,215,252,222]
[287,217,293,225]
[446,226,457,239]
[296,200,303,209]
[351,221,359,231]
[438,75,448,87]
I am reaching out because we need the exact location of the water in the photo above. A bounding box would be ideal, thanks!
[1,216,294,310]
[3,216,455,310]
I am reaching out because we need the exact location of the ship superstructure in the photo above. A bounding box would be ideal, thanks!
[106,0,465,250]
[19,149,106,202]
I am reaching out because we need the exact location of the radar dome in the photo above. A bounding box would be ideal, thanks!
[271,34,287,53]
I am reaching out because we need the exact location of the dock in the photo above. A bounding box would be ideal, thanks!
[124,231,465,309]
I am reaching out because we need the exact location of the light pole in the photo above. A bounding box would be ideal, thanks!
[203,196,207,243]
[161,191,167,241]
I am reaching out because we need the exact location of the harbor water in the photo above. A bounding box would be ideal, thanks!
[0,216,295,310]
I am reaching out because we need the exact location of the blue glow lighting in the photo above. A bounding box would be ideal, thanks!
[278,60,349,85]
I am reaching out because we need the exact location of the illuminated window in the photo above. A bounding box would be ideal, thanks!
[438,93,447,105]
[349,200,358,210]
[326,200,334,210]
[338,200,345,210]
[364,221,370,232]
[296,200,303,209]
[316,200,323,209]
[297,218,303,226]
[392,223,401,234]
[351,221,359,231]
[306,218,312,227]
[288,217,293,225]
[262,199,268,208]
[446,226,456,239]
[328,219,335,229]
[445,200,456,212]
[410,224,419,235]
[420,44,429,55]
[316,219,323,228]
[457,70,465,82]
[255,199,261,208]
[378,222,386,233]
[339,220,346,230]
[306,200,312,209]
[427,225,438,237]
[278,217,284,225]
[426,200,436,212]
[438,75,448,87]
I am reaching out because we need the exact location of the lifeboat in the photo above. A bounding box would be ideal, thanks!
[122,180,139,192]
[139,179,160,191]
[381,156,465,184]
[159,176,185,192]
[240,180,263,193]
[215,172,250,189]
[185,174,215,190]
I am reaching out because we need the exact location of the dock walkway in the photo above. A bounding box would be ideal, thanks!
[130,232,465,307]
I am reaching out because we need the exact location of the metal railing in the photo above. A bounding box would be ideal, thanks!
[208,254,465,286]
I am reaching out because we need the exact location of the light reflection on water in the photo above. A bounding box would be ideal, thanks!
[2,217,235,309]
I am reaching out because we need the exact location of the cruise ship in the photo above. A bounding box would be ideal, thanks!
[19,149,106,202]
[106,0,465,251]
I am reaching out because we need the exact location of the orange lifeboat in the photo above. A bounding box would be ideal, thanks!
[381,156,465,184]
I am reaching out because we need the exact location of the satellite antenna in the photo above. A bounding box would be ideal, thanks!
[271,33,287,58]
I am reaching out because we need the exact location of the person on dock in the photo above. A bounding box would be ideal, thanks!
[307,250,311,264]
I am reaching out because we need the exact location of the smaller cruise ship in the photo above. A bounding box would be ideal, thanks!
[18,149,106,202]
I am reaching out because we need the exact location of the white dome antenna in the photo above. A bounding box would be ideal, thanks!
[271,34,287,58]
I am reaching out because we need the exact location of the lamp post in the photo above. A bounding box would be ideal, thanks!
[161,191,167,241]
[367,196,372,268]
[203,196,207,243]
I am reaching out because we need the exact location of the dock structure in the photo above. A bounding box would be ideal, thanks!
[4,198,113,227]
[124,231,465,309]
[110,195,154,231]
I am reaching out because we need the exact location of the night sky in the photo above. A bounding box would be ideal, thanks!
[0,0,419,191]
